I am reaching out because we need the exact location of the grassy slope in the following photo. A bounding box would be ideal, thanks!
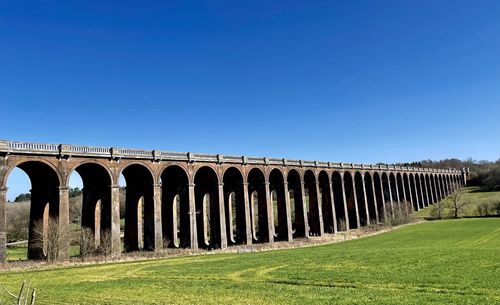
[1,218,499,305]
[415,187,500,218]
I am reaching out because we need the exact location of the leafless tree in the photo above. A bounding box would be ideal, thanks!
[448,190,470,218]
[31,217,72,262]
[430,200,446,220]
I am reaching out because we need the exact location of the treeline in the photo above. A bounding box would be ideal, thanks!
[14,187,82,202]
[396,158,500,191]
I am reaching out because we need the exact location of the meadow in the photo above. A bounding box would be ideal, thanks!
[1,218,499,305]
[415,186,500,218]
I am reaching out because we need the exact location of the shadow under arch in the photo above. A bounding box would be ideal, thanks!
[161,165,190,248]
[121,164,156,252]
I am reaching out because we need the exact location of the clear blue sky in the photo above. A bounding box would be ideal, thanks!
[1,1,499,199]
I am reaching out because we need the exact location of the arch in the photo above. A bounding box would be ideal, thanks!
[408,173,420,211]
[72,162,113,256]
[121,163,156,252]
[414,173,424,209]
[425,174,434,204]
[332,171,348,230]
[6,161,61,260]
[161,165,190,248]
[354,172,368,227]
[247,168,269,243]
[304,170,321,236]
[402,173,413,211]
[343,171,358,229]
[287,169,306,237]
[269,168,289,241]
[373,172,384,222]
[4,159,62,189]
[388,173,398,215]
[318,171,334,233]
[420,174,433,208]
[364,172,377,224]
[396,173,405,210]
[194,166,221,249]
[429,174,438,203]
[222,167,247,245]
[66,160,114,186]
[381,172,391,218]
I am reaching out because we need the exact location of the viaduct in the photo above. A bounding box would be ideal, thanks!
[0,140,468,262]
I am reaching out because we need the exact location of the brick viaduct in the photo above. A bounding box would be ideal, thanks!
[0,140,468,262]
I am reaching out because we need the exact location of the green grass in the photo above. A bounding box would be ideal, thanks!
[415,186,500,218]
[1,218,499,304]
[7,245,81,261]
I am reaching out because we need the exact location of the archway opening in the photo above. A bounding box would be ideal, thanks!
[389,173,398,214]
[269,169,288,241]
[381,173,391,219]
[304,170,320,236]
[247,168,269,243]
[222,167,246,245]
[72,162,113,257]
[121,164,155,252]
[287,170,305,238]
[396,173,405,212]
[373,172,384,222]
[409,174,418,210]
[319,171,334,233]
[343,172,358,229]
[354,172,367,227]
[332,171,347,230]
[5,162,61,260]
[194,166,220,249]
[161,165,190,248]
[364,172,377,224]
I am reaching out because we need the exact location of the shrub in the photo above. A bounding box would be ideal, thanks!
[383,201,414,226]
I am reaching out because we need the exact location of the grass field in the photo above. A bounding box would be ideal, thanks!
[415,187,500,218]
[1,218,499,305]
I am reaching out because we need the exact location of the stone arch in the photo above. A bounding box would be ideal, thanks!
[223,167,247,245]
[332,171,348,230]
[396,173,405,209]
[414,173,424,209]
[4,159,63,188]
[381,172,391,218]
[5,161,61,260]
[247,167,269,243]
[354,172,368,227]
[402,173,413,211]
[194,166,221,249]
[161,165,190,248]
[343,171,358,229]
[269,168,289,241]
[287,169,306,237]
[373,172,384,222]
[121,163,156,251]
[430,174,438,204]
[408,173,420,211]
[364,172,377,224]
[388,172,397,214]
[318,170,334,233]
[304,170,321,236]
[71,162,113,255]
[425,173,434,204]
[419,173,433,208]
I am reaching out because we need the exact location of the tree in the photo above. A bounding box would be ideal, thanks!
[448,189,470,219]
[430,200,446,219]
[14,192,31,202]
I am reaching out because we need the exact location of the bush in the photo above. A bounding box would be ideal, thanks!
[383,201,414,226]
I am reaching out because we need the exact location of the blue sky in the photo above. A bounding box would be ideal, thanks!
[1,1,499,199]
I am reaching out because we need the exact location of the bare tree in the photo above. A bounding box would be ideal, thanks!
[430,200,446,220]
[31,217,72,262]
[448,190,470,219]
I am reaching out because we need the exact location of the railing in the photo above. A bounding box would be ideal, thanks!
[0,140,463,174]
[9,141,59,152]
